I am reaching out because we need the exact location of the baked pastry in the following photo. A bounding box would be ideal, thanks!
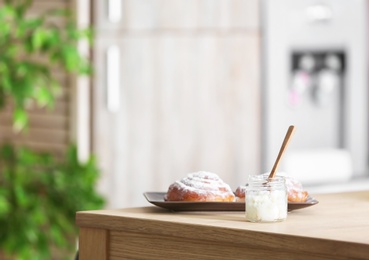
[286,176,309,202]
[235,186,246,202]
[235,175,309,203]
[164,171,236,202]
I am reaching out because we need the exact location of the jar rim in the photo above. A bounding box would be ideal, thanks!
[248,174,285,181]
[246,174,286,189]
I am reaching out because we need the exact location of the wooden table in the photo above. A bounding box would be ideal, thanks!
[76,191,369,259]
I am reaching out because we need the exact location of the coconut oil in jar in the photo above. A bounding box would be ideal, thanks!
[245,175,288,222]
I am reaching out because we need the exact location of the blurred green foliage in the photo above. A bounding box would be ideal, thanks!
[0,0,92,130]
[0,144,105,259]
[0,0,105,259]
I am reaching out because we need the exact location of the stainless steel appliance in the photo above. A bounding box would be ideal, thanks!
[262,0,369,185]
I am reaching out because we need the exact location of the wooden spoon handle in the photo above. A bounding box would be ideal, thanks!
[268,125,295,179]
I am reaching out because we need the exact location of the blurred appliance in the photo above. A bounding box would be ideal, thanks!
[262,0,369,185]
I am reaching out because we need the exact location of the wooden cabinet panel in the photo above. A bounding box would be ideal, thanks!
[93,32,260,208]
[92,0,261,208]
[93,0,259,31]
[79,228,108,260]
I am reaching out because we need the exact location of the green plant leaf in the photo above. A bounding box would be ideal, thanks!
[15,185,28,207]
[1,76,12,92]
[0,0,101,257]
[13,108,28,131]
[0,0,92,130]
[32,27,46,49]
[34,86,53,107]
[0,5,16,19]
[0,196,10,215]
[0,143,105,259]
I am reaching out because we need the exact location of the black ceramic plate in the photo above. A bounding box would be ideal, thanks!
[143,192,319,212]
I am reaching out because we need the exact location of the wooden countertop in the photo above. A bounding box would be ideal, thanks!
[76,191,369,259]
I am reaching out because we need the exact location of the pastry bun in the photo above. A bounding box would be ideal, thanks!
[165,171,235,202]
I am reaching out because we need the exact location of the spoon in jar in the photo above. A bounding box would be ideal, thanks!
[268,125,295,180]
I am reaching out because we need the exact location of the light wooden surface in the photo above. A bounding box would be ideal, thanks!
[77,191,369,259]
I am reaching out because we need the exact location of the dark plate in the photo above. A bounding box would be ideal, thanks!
[143,192,319,212]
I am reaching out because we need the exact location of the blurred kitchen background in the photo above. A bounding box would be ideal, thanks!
[1,0,369,210]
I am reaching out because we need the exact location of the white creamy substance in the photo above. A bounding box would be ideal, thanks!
[245,190,287,222]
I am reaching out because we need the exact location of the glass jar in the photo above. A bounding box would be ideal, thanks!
[245,174,288,222]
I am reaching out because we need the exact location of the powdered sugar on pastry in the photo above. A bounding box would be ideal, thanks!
[165,171,235,202]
